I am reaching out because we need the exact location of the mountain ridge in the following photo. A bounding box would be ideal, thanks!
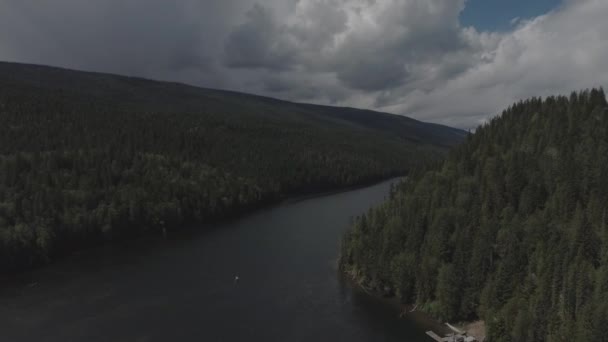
[0,61,466,147]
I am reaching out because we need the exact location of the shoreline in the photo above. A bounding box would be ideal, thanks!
[1,175,405,278]
[280,175,405,205]
[340,269,486,341]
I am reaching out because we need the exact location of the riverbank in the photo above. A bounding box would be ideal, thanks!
[392,301,485,341]
[281,175,405,205]
[1,174,406,276]
[461,321,486,341]
[340,268,486,341]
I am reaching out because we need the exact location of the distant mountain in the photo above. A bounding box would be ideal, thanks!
[0,62,464,273]
[340,89,608,342]
[0,62,465,146]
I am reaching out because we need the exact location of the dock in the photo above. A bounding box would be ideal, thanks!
[426,331,445,342]
[426,328,478,342]
[425,331,477,342]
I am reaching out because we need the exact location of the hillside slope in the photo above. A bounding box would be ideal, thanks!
[0,62,465,147]
[0,62,464,273]
[340,89,608,342]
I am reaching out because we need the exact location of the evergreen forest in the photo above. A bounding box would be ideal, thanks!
[0,62,463,273]
[341,88,608,342]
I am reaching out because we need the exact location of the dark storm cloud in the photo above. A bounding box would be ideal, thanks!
[224,4,295,71]
[1,1,203,74]
[1,0,607,128]
[222,0,470,92]
[0,0,255,86]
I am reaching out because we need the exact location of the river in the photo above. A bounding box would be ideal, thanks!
[0,179,439,342]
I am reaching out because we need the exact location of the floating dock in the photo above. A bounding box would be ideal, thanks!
[426,331,445,341]
[426,326,478,342]
[425,332,477,342]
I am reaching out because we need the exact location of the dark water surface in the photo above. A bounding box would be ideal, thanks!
[1,179,437,342]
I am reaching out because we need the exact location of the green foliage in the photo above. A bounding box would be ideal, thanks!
[0,62,460,273]
[340,88,608,341]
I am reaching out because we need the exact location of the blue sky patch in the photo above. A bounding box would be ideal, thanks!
[460,0,562,31]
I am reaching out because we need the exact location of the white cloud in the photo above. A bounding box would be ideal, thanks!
[224,0,468,91]
[379,0,608,128]
[1,0,607,129]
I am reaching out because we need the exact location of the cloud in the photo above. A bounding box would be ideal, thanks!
[0,1,207,75]
[0,0,607,129]
[380,0,608,128]
[0,0,255,87]
[224,4,297,70]
[223,0,469,91]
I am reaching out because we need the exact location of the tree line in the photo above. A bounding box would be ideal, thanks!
[340,88,608,341]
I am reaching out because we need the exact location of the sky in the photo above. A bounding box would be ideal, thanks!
[0,0,606,129]
[460,0,561,31]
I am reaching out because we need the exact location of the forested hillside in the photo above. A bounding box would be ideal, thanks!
[0,62,464,273]
[340,89,608,341]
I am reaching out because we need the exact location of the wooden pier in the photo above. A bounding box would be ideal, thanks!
[426,331,445,342]
[425,331,478,342]
[425,323,479,342]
